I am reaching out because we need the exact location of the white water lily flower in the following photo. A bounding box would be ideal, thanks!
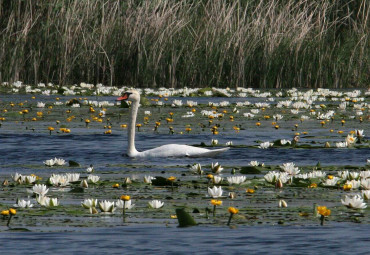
[86,165,94,173]
[278,200,288,208]
[37,102,46,108]
[49,174,70,187]
[338,170,349,180]
[98,200,116,213]
[280,139,291,145]
[349,172,360,180]
[12,172,22,182]
[49,198,59,207]
[211,139,218,146]
[296,173,309,179]
[81,198,98,209]
[148,200,164,209]
[33,184,49,196]
[341,194,367,209]
[361,190,370,200]
[308,170,326,179]
[211,162,223,174]
[322,177,341,186]
[264,171,289,184]
[66,173,80,182]
[355,130,364,138]
[280,162,300,176]
[53,158,66,166]
[227,176,247,185]
[58,176,69,187]
[226,141,233,146]
[116,199,135,210]
[37,196,50,206]
[25,175,36,184]
[346,180,361,189]
[243,112,255,118]
[44,159,55,166]
[273,114,283,121]
[88,175,100,184]
[345,134,357,146]
[259,141,273,149]
[143,175,155,184]
[190,163,203,175]
[360,179,370,190]
[335,141,348,148]
[359,170,370,179]
[208,186,223,198]
[264,171,279,184]
[13,199,33,208]
[213,176,223,184]
[49,175,60,186]
[249,161,259,166]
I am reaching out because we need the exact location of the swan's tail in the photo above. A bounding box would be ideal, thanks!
[188,147,230,158]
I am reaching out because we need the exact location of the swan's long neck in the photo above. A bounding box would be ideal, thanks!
[127,99,139,156]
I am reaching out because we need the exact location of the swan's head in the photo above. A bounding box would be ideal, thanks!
[117,90,140,102]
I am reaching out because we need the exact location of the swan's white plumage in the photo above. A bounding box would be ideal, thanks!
[130,144,229,158]
[119,90,229,158]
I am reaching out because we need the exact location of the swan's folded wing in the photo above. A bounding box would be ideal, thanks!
[187,147,230,158]
[136,144,229,158]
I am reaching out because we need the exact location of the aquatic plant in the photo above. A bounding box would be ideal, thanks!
[317,206,331,226]
[341,195,367,209]
[211,162,223,174]
[278,200,288,208]
[13,199,33,208]
[208,186,223,198]
[148,200,164,209]
[227,207,239,226]
[98,200,116,213]
[210,200,222,217]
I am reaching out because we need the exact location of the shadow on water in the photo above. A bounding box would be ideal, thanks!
[0,224,369,254]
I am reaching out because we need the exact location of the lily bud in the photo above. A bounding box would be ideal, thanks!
[278,200,288,208]
[89,207,99,214]
[2,179,9,186]
[275,178,283,188]
[81,179,88,188]
[123,177,132,184]
[228,192,236,199]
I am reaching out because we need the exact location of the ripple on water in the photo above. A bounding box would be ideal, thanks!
[0,224,369,254]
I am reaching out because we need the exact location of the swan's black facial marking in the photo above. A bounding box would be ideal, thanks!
[117,92,132,101]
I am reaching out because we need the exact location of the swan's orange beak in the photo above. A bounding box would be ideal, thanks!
[117,93,129,101]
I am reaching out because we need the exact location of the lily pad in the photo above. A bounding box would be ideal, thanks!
[69,160,80,167]
[240,166,262,174]
[176,208,197,227]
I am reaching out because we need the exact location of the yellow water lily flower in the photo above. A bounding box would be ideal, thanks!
[211,199,222,206]
[9,208,16,215]
[228,207,239,214]
[120,195,131,201]
[246,189,255,194]
[317,206,331,217]
[1,210,9,216]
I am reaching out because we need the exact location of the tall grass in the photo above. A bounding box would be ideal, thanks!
[0,0,368,88]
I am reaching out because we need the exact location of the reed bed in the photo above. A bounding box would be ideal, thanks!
[0,0,368,88]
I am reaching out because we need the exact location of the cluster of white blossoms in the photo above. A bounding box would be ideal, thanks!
[263,160,369,209]
[43,158,66,167]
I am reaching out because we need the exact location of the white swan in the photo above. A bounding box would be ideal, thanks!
[117,90,229,158]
